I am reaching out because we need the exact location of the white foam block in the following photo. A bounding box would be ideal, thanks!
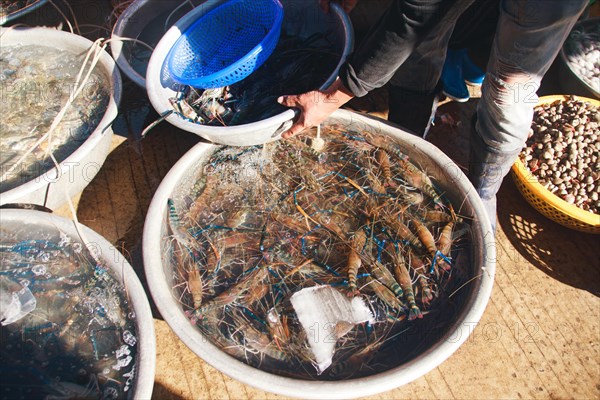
[290,285,374,373]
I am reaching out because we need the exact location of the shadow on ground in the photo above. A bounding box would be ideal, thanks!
[152,382,187,400]
[497,180,600,297]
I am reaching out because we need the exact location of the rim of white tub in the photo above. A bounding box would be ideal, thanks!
[142,109,496,399]
[111,0,149,88]
[0,208,156,399]
[0,27,121,210]
[0,0,49,25]
[145,0,353,146]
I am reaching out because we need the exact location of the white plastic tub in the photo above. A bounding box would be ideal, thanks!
[142,109,496,399]
[0,27,121,210]
[558,17,600,99]
[146,0,353,146]
[111,0,207,88]
[0,208,156,399]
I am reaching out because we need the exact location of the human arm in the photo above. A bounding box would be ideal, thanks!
[280,0,462,137]
[277,77,354,138]
[340,0,460,97]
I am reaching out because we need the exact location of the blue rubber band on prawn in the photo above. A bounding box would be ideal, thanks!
[267,267,281,279]
[312,259,340,277]
[341,132,366,141]
[342,187,359,198]
[241,306,267,327]
[429,250,452,274]
[317,171,335,181]
[375,238,386,263]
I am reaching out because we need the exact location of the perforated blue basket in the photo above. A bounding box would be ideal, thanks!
[166,0,284,88]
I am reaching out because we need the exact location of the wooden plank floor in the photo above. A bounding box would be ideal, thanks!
[52,76,600,399]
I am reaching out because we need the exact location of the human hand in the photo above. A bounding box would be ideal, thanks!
[318,0,359,14]
[277,78,354,138]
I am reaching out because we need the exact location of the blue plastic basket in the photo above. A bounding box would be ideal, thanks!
[166,0,284,89]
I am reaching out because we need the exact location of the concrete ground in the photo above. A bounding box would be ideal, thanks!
[8,0,599,398]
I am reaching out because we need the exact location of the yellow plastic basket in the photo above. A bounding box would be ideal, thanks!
[511,95,600,234]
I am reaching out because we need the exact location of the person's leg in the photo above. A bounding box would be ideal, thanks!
[387,0,475,136]
[470,0,588,231]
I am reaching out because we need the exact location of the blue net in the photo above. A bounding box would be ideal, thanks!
[167,0,283,88]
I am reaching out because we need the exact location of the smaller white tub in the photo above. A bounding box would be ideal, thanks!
[146,0,353,146]
[0,208,156,399]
